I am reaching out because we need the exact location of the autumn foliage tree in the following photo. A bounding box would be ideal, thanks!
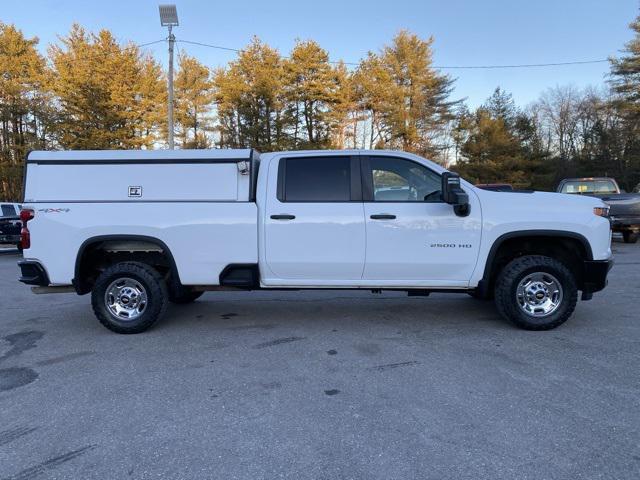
[4,18,640,201]
[285,40,348,149]
[48,24,165,149]
[0,23,50,200]
[213,38,290,151]
[174,53,215,148]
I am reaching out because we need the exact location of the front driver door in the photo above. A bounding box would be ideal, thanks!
[361,155,481,286]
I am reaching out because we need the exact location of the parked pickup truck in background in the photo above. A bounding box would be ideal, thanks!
[557,177,640,243]
[18,149,613,334]
[0,202,22,251]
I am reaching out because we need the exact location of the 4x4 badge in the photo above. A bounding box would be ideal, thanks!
[37,208,70,213]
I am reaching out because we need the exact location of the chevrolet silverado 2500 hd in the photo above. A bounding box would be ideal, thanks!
[18,149,613,333]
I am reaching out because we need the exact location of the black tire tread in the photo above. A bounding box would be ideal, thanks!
[91,261,168,334]
[494,255,577,331]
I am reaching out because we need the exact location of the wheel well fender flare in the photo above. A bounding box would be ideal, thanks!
[74,234,180,294]
[478,229,593,295]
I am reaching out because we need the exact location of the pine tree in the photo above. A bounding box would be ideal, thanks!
[0,23,50,200]
[284,40,347,148]
[483,87,517,126]
[353,53,396,149]
[174,53,215,148]
[453,88,548,188]
[609,14,640,188]
[213,37,290,151]
[611,15,640,122]
[48,24,165,149]
[378,31,458,158]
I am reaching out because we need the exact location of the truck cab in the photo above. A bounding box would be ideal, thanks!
[18,149,613,333]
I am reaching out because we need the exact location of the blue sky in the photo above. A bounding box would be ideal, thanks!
[2,0,638,107]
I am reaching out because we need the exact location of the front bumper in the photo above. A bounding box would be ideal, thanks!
[18,261,50,286]
[581,258,614,299]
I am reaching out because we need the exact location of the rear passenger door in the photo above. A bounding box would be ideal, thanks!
[263,154,365,283]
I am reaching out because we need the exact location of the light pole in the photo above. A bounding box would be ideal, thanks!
[159,4,179,149]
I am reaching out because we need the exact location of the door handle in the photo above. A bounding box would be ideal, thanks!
[370,214,396,220]
[270,214,296,220]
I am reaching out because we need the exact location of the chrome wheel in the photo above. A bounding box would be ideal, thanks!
[104,277,148,321]
[516,272,563,317]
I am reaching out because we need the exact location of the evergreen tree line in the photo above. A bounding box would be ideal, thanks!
[2,17,640,200]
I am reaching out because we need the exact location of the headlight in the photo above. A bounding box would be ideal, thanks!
[593,206,609,217]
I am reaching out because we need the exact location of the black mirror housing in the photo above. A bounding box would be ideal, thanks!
[441,172,470,216]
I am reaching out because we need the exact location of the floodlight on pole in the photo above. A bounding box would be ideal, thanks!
[159,4,178,149]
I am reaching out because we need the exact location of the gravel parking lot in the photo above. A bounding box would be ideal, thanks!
[0,241,639,480]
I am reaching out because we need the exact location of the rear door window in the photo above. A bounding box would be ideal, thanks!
[280,157,352,202]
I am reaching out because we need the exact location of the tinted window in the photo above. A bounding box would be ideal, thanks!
[283,157,351,202]
[1,204,16,217]
[370,157,442,202]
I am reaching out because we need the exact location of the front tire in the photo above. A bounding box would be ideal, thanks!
[91,262,168,334]
[622,231,638,244]
[494,255,578,331]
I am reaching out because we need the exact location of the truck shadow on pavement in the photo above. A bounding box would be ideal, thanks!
[157,292,510,334]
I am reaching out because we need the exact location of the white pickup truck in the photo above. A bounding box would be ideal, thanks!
[18,149,613,333]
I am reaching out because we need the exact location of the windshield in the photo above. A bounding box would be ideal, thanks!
[560,180,617,194]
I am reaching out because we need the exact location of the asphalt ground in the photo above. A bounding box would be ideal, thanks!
[0,240,638,479]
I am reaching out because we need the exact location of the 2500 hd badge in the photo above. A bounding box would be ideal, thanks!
[430,243,473,248]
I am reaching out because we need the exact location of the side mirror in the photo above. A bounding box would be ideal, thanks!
[441,172,470,217]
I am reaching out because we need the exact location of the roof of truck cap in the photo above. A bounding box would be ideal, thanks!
[27,149,254,163]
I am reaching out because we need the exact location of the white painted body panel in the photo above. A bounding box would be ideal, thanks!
[24,149,252,203]
[25,202,258,285]
[362,198,482,283]
[22,148,612,290]
[22,149,257,285]
[261,151,365,282]
[26,163,245,202]
[468,189,612,286]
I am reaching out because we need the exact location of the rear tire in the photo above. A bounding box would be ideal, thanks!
[92,262,168,334]
[16,242,23,252]
[622,231,638,244]
[494,255,578,331]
